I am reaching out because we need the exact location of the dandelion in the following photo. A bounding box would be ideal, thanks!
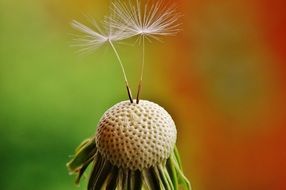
[67,100,191,190]
[67,1,190,190]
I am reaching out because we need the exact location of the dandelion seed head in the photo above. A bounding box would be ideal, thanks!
[96,100,177,170]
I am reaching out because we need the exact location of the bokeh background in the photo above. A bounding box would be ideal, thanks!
[1,0,285,189]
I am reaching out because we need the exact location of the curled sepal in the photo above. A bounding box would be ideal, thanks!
[174,146,183,169]
[129,170,143,190]
[88,158,113,190]
[66,137,97,184]
[142,167,161,190]
[158,163,174,190]
[166,156,178,190]
[66,139,191,190]
[105,166,119,190]
[169,149,191,190]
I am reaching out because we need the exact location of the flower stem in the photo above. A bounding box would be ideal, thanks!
[109,40,133,103]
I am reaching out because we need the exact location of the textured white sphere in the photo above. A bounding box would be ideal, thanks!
[95,100,177,170]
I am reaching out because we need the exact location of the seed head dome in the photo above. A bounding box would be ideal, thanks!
[95,100,177,170]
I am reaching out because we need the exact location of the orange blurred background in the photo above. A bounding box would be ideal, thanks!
[173,0,286,189]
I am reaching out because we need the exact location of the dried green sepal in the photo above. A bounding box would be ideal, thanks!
[67,137,191,190]
[66,137,97,184]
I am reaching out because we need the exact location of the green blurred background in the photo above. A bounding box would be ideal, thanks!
[1,0,285,189]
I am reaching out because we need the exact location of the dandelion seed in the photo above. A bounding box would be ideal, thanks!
[71,18,134,102]
[109,0,182,103]
[109,0,181,40]
[71,19,132,54]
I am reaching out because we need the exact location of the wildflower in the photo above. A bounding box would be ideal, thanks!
[67,100,191,190]
[67,1,190,190]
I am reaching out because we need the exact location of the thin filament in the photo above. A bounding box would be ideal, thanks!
[108,40,128,83]
[108,40,133,102]
[136,36,145,104]
[141,36,145,82]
